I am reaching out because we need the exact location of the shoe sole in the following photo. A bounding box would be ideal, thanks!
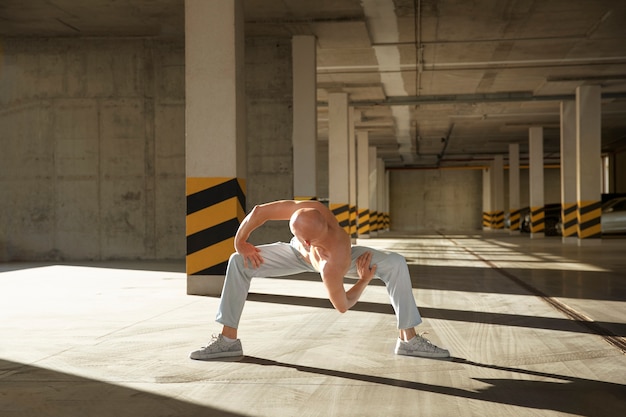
[189,350,244,361]
[395,349,450,358]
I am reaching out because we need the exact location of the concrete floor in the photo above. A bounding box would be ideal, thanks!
[1,232,625,417]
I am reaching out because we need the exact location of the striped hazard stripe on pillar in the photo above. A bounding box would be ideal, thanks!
[349,205,357,238]
[509,208,520,231]
[577,200,602,239]
[482,212,491,228]
[530,206,545,234]
[370,211,378,232]
[294,196,317,201]
[378,212,385,231]
[186,177,245,276]
[330,203,350,234]
[561,203,577,238]
[492,210,504,229]
[357,208,370,236]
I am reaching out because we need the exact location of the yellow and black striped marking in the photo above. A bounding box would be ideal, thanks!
[561,203,577,238]
[186,177,245,276]
[530,206,545,234]
[370,211,378,232]
[294,196,317,201]
[330,203,350,234]
[357,208,370,236]
[577,200,601,239]
[350,205,357,238]
[492,210,504,229]
[384,212,390,229]
[509,208,520,231]
[482,212,491,228]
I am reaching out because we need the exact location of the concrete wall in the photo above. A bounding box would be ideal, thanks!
[0,38,186,261]
[245,37,294,245]
[389,169,483,232]
[389,167,562,232]
[0,36,576,262]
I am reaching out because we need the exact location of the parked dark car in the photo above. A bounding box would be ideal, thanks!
[520,204,561,236]
[602,197,626,234]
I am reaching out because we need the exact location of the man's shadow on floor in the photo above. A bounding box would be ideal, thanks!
[221,355,626,416]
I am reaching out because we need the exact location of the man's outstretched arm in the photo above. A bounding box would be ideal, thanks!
[323,251,377,313]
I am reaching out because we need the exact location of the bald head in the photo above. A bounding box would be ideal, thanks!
[289,208,327,243]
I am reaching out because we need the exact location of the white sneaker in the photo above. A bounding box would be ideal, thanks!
[394,334,450,358]
[190,334,243,360]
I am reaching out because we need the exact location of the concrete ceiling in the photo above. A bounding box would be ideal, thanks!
[2,0,626,168]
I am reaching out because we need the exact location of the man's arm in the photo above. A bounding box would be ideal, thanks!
[235,200,327,268]
[323,252,377,313]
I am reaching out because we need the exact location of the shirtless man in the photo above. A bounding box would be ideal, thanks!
[190,200,449,360]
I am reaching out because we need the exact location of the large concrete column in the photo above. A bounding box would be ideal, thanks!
[328,93,351,234]
[482,167,492,230]
[368,146,378,237]
[576,85,602,243]
[491,155,505,230]
[560,100,578,242]
[508,144,521,234]
[529,127,545,238]
[185,0,246,295]
[377,158,386,232]
[348,109,358,239]
[292,35,317,201]
[385,169,390,230]
[357,130,371,237]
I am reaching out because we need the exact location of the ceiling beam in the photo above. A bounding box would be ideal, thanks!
[318,92,626,107]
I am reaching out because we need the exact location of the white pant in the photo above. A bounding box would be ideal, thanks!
[216,237,423,330]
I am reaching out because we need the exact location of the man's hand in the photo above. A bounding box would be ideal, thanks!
[237,242,263,269]
[356,251,377,283]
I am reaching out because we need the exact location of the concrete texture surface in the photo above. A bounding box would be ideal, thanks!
[0,38,186,262]
[1,233,624,416]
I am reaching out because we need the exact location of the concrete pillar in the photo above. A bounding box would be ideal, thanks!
[292,35,317,201]
[384,170,391,230]
[328,93,351,234]
[368,146,378,237]
[576,85,602,243]
[482,167,492,230]
[560,100,578,243]
[508,144,521,234]
[357,130,371,237]
[185,0,246,295]
[377,158,386,232]
[348,109,358,239]
[529,126,545,238]
[491,155,505,230]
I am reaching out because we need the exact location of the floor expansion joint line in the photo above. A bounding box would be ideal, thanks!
[440,233,626,354]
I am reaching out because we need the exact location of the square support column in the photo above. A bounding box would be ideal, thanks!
[560,100,578,243]
[292,35,317,201]
[482,167,492,230]
[576,85,602,244]
[328,93,351,234]
[185,0,246,295]
[529,127,545,238]
[491,155,505,230]
[357,130,371,237]
[509,144,521,234]
[348,108,358,239]
[368,146,378,237]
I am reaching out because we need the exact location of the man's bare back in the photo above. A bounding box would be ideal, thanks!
[291,207,352,276]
